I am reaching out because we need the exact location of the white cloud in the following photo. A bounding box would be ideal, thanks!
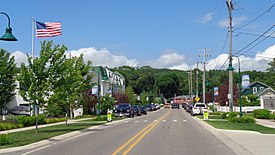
[10,44,275,72]
[69,47,139,68]
[145,50,186,68]
[198,12,214,24]
[218,15,248,28]
[10,51,28,67]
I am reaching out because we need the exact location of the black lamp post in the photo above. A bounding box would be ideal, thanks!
[0,12,17,41]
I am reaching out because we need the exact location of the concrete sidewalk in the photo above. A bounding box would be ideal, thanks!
[256,119,275,129]
[194,117,275,155]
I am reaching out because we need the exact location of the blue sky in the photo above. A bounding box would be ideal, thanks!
[1,0,275,71]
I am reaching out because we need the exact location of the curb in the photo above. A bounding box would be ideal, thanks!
[192,117,254,155]
[0,117,129,154]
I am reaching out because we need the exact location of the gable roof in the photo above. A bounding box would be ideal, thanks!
[241,81,270,93]
[255,87,275,97]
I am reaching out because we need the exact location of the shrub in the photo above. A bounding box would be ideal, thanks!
[45,117,66,124]
[0,122,18,131]
[221,112,239,119]
[210,112,222,116]
[95,115,107,121]
[221,112,228,119]
[0,123,7,130]
[75,115,94,119]
[0,134,11,145]
[229,116,256,123]
[17,124,24,128]
[252,109,270,119]
[270,114,275,120]
[38,115,46,124]
[228,112,239,119]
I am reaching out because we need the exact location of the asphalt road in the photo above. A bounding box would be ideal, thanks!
[5,108,236,155]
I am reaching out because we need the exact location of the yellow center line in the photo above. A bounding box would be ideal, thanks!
[112,109,171,155]
[122,110,171,155]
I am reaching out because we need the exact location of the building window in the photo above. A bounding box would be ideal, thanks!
[253,87,257,94]
[260,87,264,90]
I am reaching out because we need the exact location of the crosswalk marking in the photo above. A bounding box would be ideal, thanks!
[154,120,158,122]
[163,120,166,122]
[173,120,177,122]
[134,121,139,123]
[183,120,187,122]
[124,121,129,123]
[144,120,148,122]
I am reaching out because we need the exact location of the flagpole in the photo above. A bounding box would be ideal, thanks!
[31,17,35,117]
[32,17,35,59]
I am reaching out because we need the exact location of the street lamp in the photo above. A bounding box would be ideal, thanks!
[97,67,109,117]
[0,12,17,41]
[97,69,101,117]
[233,55,243,117]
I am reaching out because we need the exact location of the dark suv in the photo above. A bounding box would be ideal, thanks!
[171,103,180,109]
[132,105,141,116]
[114,103,134,117]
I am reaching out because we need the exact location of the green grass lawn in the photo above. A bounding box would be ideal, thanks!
[0,122,103,149]
[205,120,275,134]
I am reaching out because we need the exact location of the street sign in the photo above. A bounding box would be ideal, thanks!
[195,97,200,102]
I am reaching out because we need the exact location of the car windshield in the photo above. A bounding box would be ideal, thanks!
[195,104,206,107]
[117,104,130,108]
[132,105,138,108]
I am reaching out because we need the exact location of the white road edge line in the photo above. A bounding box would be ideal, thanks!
[21,144,51,155]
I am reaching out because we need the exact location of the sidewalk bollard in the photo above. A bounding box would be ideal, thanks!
[203,110,209,120]
[107,109,112,122]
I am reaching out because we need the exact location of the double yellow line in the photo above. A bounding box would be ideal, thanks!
[112,109,171,155]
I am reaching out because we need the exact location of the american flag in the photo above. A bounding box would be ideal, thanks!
[36,21,62,38]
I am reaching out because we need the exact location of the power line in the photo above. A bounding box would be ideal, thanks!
[214,32,228,70]
[237,30,275,56]
[236,31,275,39]
[219,57,229,70]
[234,24,275,55]
[240,53,275,59]
[235,2,275,31]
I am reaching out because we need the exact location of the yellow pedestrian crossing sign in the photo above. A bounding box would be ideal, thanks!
[195,97,200,102]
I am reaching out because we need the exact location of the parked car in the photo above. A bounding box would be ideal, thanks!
[182,102,188,109]
[114,103,134,117]
[132,105,141,116]
[140,106,147,115]
[145,104,153,111]
[191,103,207,116]
[154,103,160,109]
[186,103,194,113]
[171,103,180,109]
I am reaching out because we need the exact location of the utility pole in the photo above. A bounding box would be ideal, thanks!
[190,69,193,103]
[226,0,234,112]
[188,71,191,101]
[199,48,211,104]
[196,62,199,99]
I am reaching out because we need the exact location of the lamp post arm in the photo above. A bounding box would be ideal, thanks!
[0,12,11,27]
